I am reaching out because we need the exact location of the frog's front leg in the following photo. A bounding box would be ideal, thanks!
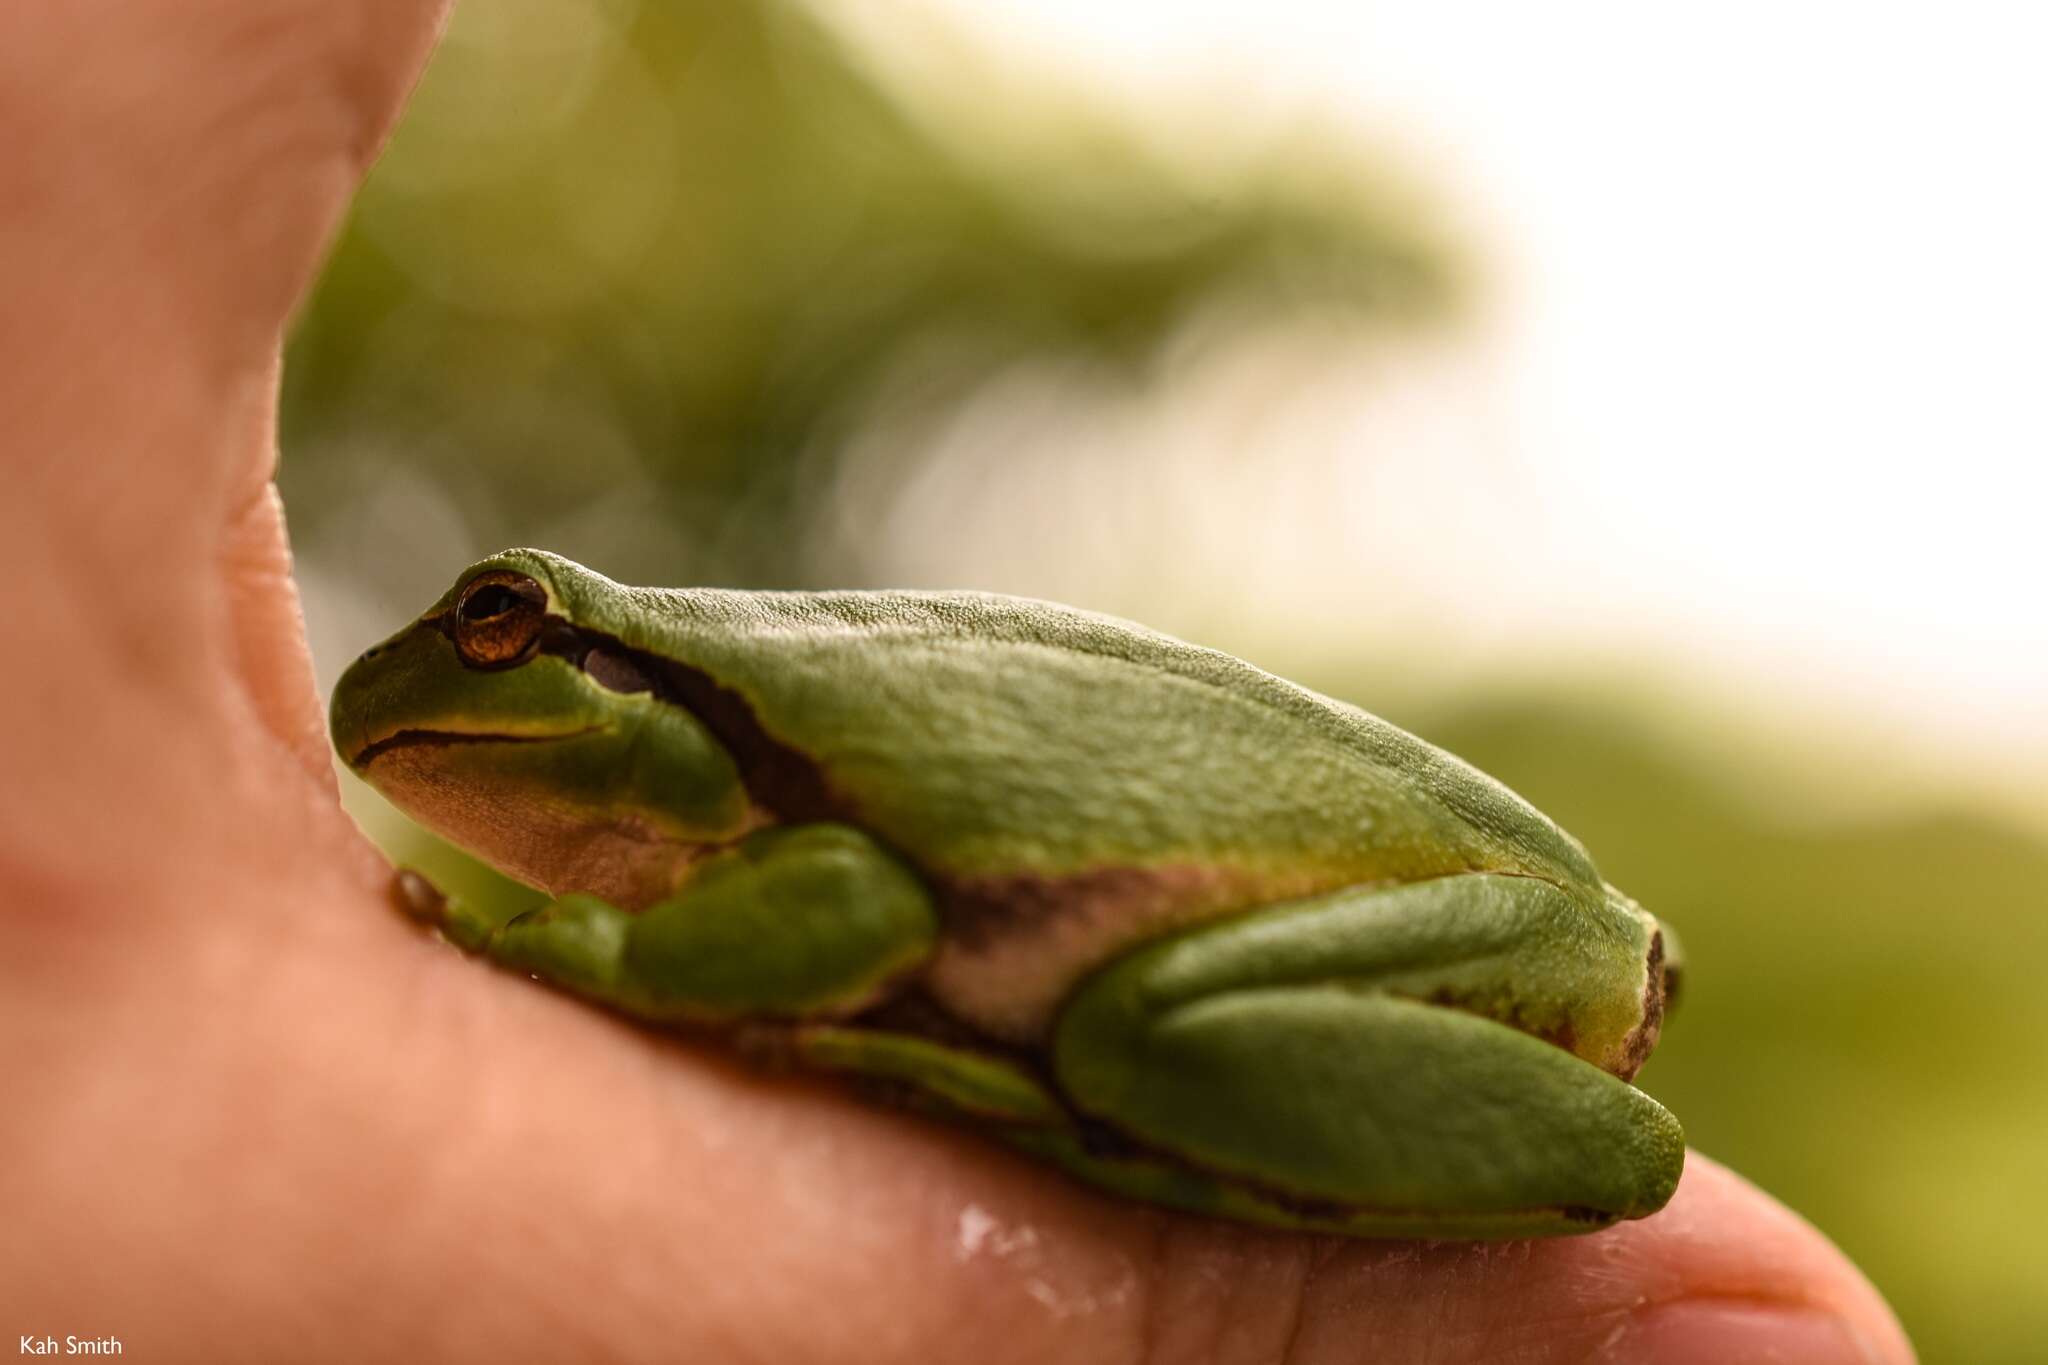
[473,824,940,1023]
[1052,873,1685,1239]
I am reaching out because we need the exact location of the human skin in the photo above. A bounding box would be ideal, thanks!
[0,3,1915,1361]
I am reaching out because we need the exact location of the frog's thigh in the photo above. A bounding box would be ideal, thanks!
[491,823,938,1022]
[1052,875,1684,1227]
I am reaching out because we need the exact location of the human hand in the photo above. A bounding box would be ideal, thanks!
[0,3,1914,1360]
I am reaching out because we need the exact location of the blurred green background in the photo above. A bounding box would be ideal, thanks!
[282,4,2045,1360]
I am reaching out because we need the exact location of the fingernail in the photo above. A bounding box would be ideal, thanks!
[1590,1300,1895,1365]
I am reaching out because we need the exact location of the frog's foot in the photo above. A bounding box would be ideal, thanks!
[1050,873,1686,1239]
[388,866,502,953]
[390,867,444,923]
[786,1023,1072,1128]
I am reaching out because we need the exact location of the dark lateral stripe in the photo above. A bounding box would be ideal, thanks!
[937,865,1176,950]
[509,616,1179,946]
[352,725,603,767]
[532,619,844,824]
[936,861,1249,951]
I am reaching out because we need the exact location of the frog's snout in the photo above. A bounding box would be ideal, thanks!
[330,644,411,770]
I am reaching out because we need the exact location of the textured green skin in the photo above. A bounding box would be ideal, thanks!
[332,549,1684,1238]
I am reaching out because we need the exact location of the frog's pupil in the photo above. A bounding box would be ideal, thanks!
[463,586,520,621]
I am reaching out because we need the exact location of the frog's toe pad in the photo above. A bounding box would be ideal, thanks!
[390,867,447,923]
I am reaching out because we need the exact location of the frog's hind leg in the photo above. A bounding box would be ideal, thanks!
[777,1020,1366,1233]
[1050,873,1685,1239]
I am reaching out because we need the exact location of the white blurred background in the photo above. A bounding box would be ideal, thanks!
[823,0,2048,822]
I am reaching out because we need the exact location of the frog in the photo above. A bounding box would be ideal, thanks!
[329,548,1684,1239]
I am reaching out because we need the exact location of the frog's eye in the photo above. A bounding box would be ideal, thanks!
[453,571,548,668]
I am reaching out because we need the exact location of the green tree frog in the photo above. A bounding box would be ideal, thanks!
[331,549,1684,1239]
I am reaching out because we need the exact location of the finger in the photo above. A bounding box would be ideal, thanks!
[1262,1152,1914,1363]
[330,968,1912,1365]
[1564,1153,1912,1363]
[3,0,449,526]
[0,0,446,911]
[792,1140,1915,1365]
[3,0,447,351]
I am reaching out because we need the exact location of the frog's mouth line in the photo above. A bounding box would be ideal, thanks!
[351,725,606,768]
